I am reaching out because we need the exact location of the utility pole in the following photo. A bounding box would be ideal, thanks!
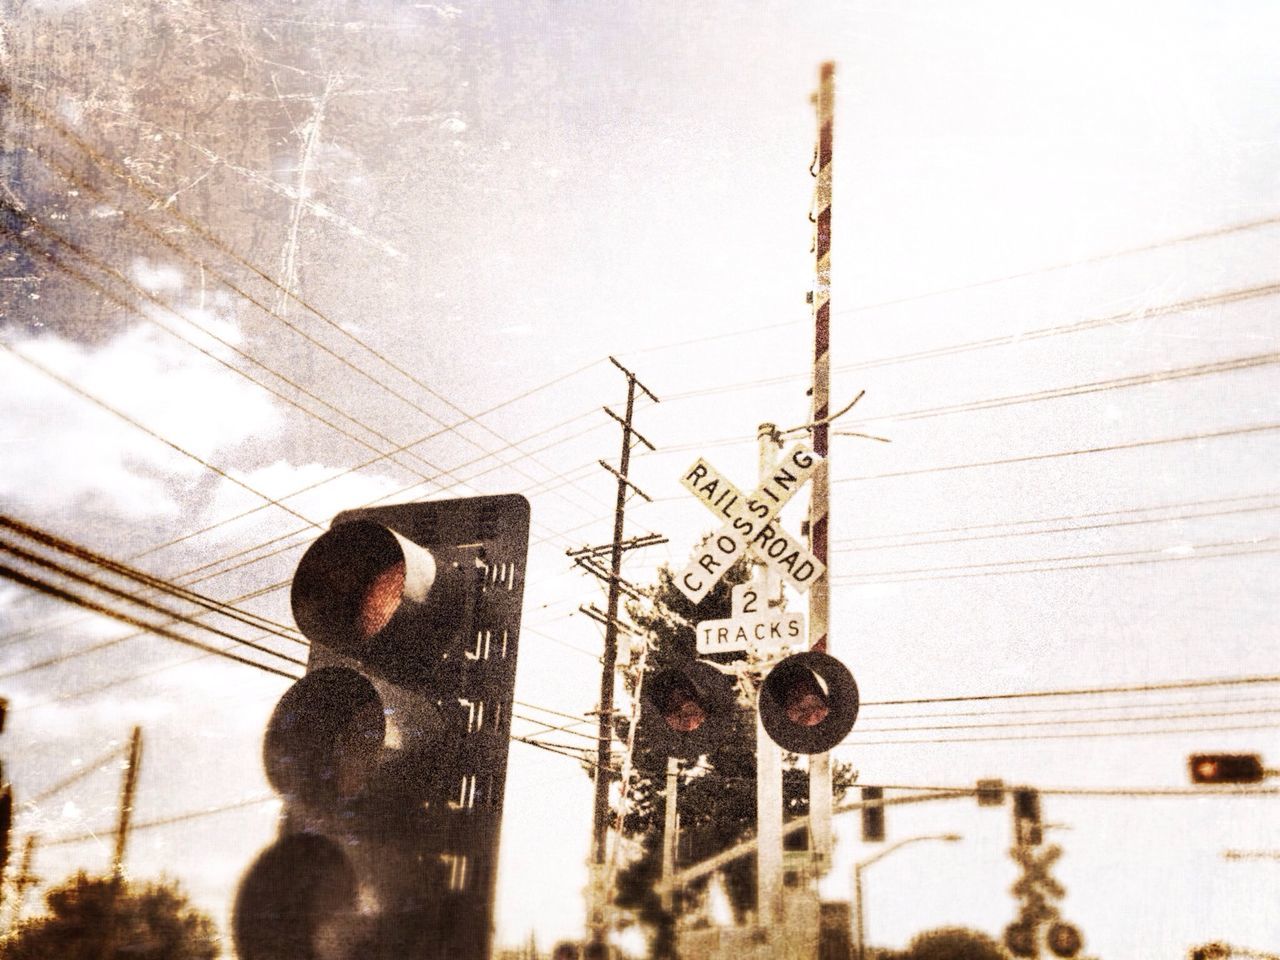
[6,835,38,932]
[111,726,142,879]
[808,60,836,862]
[100,726,141,960]
[574,356,660,950]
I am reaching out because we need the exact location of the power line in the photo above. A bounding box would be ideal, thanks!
[662,279,1280,406]
[16,93,609,514]
[835,534,1280,583]
[0,342,321,531]
[833,421,1280,485]
[861,672,1280,707]
[834,539,1279,585]
[41,795,280,848]
[852,704,1280,735]
[862,782,1280,799]
[833,490,1280,550]
[0,563,301,681]
[862,692,1280,721]
[838,719,1280,748]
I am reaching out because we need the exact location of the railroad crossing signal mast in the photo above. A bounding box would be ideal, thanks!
[234,495,530,960]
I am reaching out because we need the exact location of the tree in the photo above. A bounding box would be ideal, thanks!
[613,561,856,957]
[0,872,218,960]
[896,927,1010,960]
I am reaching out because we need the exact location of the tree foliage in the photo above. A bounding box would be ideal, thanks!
[0,871,218,960]
[613,561,856,957]
[893,926,1010,960]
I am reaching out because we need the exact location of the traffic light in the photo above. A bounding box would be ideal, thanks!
[234,495,530,960]
[1189,753,1265,784]
[976,778,1005,807]
[757,650,858,754]
[1012,788,1042,846]
[638,661,738,760]
[1190,943,1231,960]
[860,786,885,842]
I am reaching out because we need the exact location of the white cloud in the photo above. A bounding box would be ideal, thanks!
[0,320,281,520]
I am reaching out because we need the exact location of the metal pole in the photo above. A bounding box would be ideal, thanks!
[851,834,962,960]
[808,59,836,864]
[756,423,784,929]
[660,756,679,912]
[853,864,866,960]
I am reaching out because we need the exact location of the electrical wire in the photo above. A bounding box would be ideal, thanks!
[832,421,1280,485]
[0,564,301,681]
[838,719,1280,748]
[861,672,1280,707]
[14,93,611,514]
[832,491,1280,551]
[835,539,1279,585]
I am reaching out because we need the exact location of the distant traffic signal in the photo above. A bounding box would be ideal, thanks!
[757,650,858,754]
[976,778,1005,807]
[234,496,530,960]
[1012,788,1042,846]
[1188,753,1265,785]
[1190,943,1231,960]
[860,786,885,843]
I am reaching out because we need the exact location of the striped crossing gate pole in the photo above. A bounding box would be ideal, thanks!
[809,59,836,864]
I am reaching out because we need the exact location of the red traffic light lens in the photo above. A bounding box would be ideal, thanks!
[758,651,859,755]
[292,521,436,654]
[658,687,707,733]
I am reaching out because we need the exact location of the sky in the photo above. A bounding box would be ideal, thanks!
[2,0,1279,957]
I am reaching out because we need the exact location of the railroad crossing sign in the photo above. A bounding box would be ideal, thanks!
[695,580,806,655]
[673,443,826,603]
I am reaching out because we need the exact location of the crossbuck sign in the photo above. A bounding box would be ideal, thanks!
[673,442,827,604]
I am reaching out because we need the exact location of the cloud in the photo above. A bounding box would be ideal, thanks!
[0,317,282,521]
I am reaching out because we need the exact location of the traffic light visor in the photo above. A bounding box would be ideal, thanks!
[759,651,858,754]
[265,667,386,808]
[292,520,437,655]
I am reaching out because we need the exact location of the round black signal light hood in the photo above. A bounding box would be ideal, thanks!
[265,667,386,809]
[234,833,360,960]
[758,651,858,754]
[640,661,738,760]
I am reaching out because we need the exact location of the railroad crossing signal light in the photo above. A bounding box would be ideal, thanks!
[1047,921,1084,958]
[1003,922,1035,958]
[758,650,858,754]
[639,661,738,760]
[234,495,530,960]
[860,786,885,842]
[1189,753,1265,784]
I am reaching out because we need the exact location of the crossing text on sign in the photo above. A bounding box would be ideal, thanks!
[674,443,825,603]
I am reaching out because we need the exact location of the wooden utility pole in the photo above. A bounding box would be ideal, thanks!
[5,835,37,932]
[576,356,660,949]
[808,59,836,864]
[111,726,142,879]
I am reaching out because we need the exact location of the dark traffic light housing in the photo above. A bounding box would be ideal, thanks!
[1189,753,1265,784]
[235,495,530,960]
